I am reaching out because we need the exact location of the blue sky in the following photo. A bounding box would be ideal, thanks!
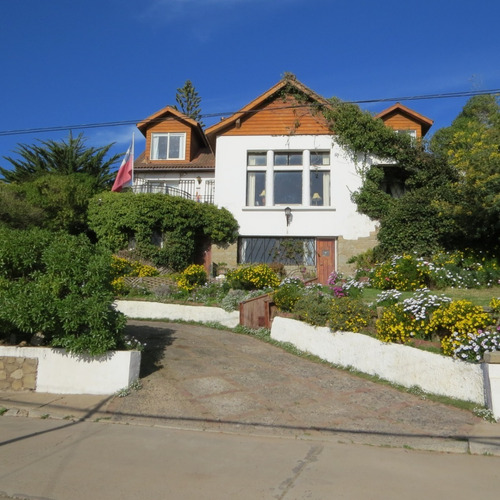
[1,0,499,170]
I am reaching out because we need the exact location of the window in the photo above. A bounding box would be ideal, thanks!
[239,237,315,265]
[151,133,185,160]
[274,152,302,166]
[247,152,267,166]
[310,151,330,166]
[246,149,331,207]
[247,171,266,206]
[274,171,302,205]
[310,171,330,206]
[395,129,417,139]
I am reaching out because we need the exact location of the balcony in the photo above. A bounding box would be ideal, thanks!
[132,183,214,204]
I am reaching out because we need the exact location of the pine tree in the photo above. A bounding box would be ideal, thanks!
[174,80,204,127]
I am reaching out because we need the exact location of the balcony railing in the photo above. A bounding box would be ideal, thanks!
[132,184,214,204]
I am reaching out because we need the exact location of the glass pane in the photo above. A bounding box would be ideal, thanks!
[156,136,168,160]
[247,171,266,206]
[310,151,330,166]
[248,153,267,166]
[274,171,302,204]
[169,135,181,159]
[288,152,302,166]
[310,171,330,206]
[274,153,288,166]
[274,152,302,166]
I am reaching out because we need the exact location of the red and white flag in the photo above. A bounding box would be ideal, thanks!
[112,138,134,192]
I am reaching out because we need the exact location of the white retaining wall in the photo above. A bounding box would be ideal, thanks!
[0,346,141,395]
[115,300,240,328]
[271,317,486,405]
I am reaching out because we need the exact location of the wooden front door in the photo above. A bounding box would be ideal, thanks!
[316,239,335,285]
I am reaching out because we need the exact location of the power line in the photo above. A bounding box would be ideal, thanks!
[0,88,498,138]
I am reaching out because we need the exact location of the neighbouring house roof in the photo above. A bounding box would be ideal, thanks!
[375,102,434,137]
[205,75,332,139]
[134,149,215,171]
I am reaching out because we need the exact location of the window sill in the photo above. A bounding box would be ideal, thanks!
[243,206,336,212]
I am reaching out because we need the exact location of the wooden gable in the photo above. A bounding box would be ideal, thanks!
[137,106,210,163]
[375,103,433,138]
[205,77,332,148]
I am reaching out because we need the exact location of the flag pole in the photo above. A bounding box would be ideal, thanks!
[131,132,135,189]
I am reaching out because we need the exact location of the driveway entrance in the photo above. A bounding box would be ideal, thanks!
[107,320,481,450]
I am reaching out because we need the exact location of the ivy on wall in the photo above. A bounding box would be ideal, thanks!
[87,192,239,270]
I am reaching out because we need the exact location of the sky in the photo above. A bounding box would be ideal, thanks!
[1,0,499,171]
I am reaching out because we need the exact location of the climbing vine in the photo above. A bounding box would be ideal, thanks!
[87,192,238,270]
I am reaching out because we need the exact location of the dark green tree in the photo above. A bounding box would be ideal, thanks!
[0,183,45,229]
[174,80,204,127]
[430,95,500,249]
[323,98,459,256]
[0,132,120,190]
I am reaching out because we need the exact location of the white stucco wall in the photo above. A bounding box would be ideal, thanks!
[115,300,240,328]
[213,135,377,240]
[271,317,486,405]
[0,346,141,395]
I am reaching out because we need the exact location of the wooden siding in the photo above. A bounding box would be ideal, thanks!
[145,119,194,162]
[222,95,331,136]
[381,112,422,138]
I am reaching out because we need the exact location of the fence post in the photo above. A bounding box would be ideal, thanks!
[483,351,500,421]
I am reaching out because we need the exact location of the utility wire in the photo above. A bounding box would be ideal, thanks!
[0,88,498,138]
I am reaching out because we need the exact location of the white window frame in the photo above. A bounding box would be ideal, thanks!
[150,133,186,160]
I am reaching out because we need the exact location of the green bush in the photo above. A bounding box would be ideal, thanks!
[177,264,208,292]
[226,264,280,291]
[0,228,125,355]
[293,287,331,326]
[370,254,430,291]
[273,278,305,312]
[329,297,371,333]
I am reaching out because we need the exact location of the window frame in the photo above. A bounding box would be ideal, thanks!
[150,132,186,161]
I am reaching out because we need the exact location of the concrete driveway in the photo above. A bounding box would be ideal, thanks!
[104,320,487,452]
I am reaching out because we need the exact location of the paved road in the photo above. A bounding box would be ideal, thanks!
[1,417,500,500]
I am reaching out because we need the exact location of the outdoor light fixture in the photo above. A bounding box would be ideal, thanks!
[285,206,292,226]
[196,176,202,185]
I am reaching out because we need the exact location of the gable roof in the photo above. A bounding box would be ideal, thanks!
[205,76,332,138]
[137,105,210,149]
[375,102,434,137]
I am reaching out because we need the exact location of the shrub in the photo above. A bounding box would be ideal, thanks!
[0,228,125,355]
[370,254,430,291]
[273,278,305,312]
[221,289,249,312]
[375,289,452,343]
[376,304,416,344]
[442,326,500,361]
[329,297,371,333]
[428,300,491,339]
[176,264,207,292]
[226,264,280,291]
[110,256,160,295]
[294,286,331,326]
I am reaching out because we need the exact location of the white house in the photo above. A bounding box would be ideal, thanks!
[133,76,433,282]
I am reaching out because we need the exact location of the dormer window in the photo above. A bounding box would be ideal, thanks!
[395,129,417,139]
[151,133,186,160]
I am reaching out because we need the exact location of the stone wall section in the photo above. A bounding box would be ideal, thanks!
[337,229,378,276]
[0,356,38,391]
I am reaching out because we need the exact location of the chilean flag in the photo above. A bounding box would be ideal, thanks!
[112,138,134,192]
